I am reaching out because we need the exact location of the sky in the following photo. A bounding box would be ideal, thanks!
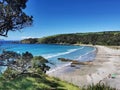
[1,0,120,40]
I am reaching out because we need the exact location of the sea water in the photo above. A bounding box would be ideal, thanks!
[0,42,96,72]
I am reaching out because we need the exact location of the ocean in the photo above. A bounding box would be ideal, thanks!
[0,42,96,72]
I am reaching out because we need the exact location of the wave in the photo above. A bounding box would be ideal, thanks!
[46,62,71,74]
[42,47,84,59]
[76,47,96,61]
[47,47,96,74]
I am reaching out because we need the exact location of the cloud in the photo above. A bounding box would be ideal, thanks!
[21,36,35,39]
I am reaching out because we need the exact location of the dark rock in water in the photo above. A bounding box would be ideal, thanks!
[58,57,93,65]
[70,64,76,67]
[71,60,93,65]
[58,58,73,62]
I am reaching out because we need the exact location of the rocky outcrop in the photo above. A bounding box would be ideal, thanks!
[71,61,93,65]
[58,58,73,62]
[58,58,93,65]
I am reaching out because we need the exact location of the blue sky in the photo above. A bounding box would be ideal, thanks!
[1,0,120,40]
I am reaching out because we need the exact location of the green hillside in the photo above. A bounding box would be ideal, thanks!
[21,31,120,46]
[0,75,80,90]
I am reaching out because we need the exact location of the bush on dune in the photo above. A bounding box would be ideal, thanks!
[82,83,116,90]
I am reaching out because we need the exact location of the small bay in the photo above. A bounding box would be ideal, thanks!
[0,42,96,72]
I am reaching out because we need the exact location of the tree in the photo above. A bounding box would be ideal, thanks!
[0,0,33,37]
[90,34,98,45]
[0,50,21,61]
[32,56,50,73]
[0,51,50,80]
[22,51,33,61]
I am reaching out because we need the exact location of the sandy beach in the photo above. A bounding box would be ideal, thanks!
[48,45,120,89]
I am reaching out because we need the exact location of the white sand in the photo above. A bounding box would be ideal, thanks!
[48,45,120,89]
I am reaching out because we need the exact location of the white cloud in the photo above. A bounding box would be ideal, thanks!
[21,36,35,39]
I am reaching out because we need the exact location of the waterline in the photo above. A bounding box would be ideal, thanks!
[47,46,96,74]
[42,47,84,59]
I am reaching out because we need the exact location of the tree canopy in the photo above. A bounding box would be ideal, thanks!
[0,51,50,80]
[21,31,120,46]
[0,0,33,37]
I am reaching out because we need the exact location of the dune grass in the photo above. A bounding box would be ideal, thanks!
[82,83,116,90]
[0,74,117,90]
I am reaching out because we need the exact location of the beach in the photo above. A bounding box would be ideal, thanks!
[48,45,120,89]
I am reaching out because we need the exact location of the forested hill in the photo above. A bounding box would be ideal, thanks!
[21,31,120,46]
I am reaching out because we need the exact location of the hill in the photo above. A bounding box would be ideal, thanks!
[21,31,120,46]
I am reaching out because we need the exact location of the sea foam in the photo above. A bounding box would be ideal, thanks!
[42,47,84,59]
[47,47,96,74]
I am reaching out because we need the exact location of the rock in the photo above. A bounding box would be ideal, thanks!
[58,58,73,62]
[71,61,93,65]
[58,58,93,65]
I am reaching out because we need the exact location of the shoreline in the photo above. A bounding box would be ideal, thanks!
[47,45,120,89]
[46,46,96,74]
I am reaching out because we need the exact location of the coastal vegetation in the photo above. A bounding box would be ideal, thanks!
[0,73,80,90]
[0,51,50,80]
[21,31,120,46]
[82,83,116,90]
[0,0,33,37]
[0,51,80,90]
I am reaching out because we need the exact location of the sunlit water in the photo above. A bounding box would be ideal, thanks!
[0,42,96,73]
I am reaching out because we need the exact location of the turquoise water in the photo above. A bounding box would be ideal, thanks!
[0,43,96,72]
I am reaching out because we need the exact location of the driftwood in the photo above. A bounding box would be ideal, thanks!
[58,58,93,65]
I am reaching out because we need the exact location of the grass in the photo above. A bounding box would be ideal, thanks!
[0,74,117,90]
[82,83,116,90]
[0,75,80,90]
